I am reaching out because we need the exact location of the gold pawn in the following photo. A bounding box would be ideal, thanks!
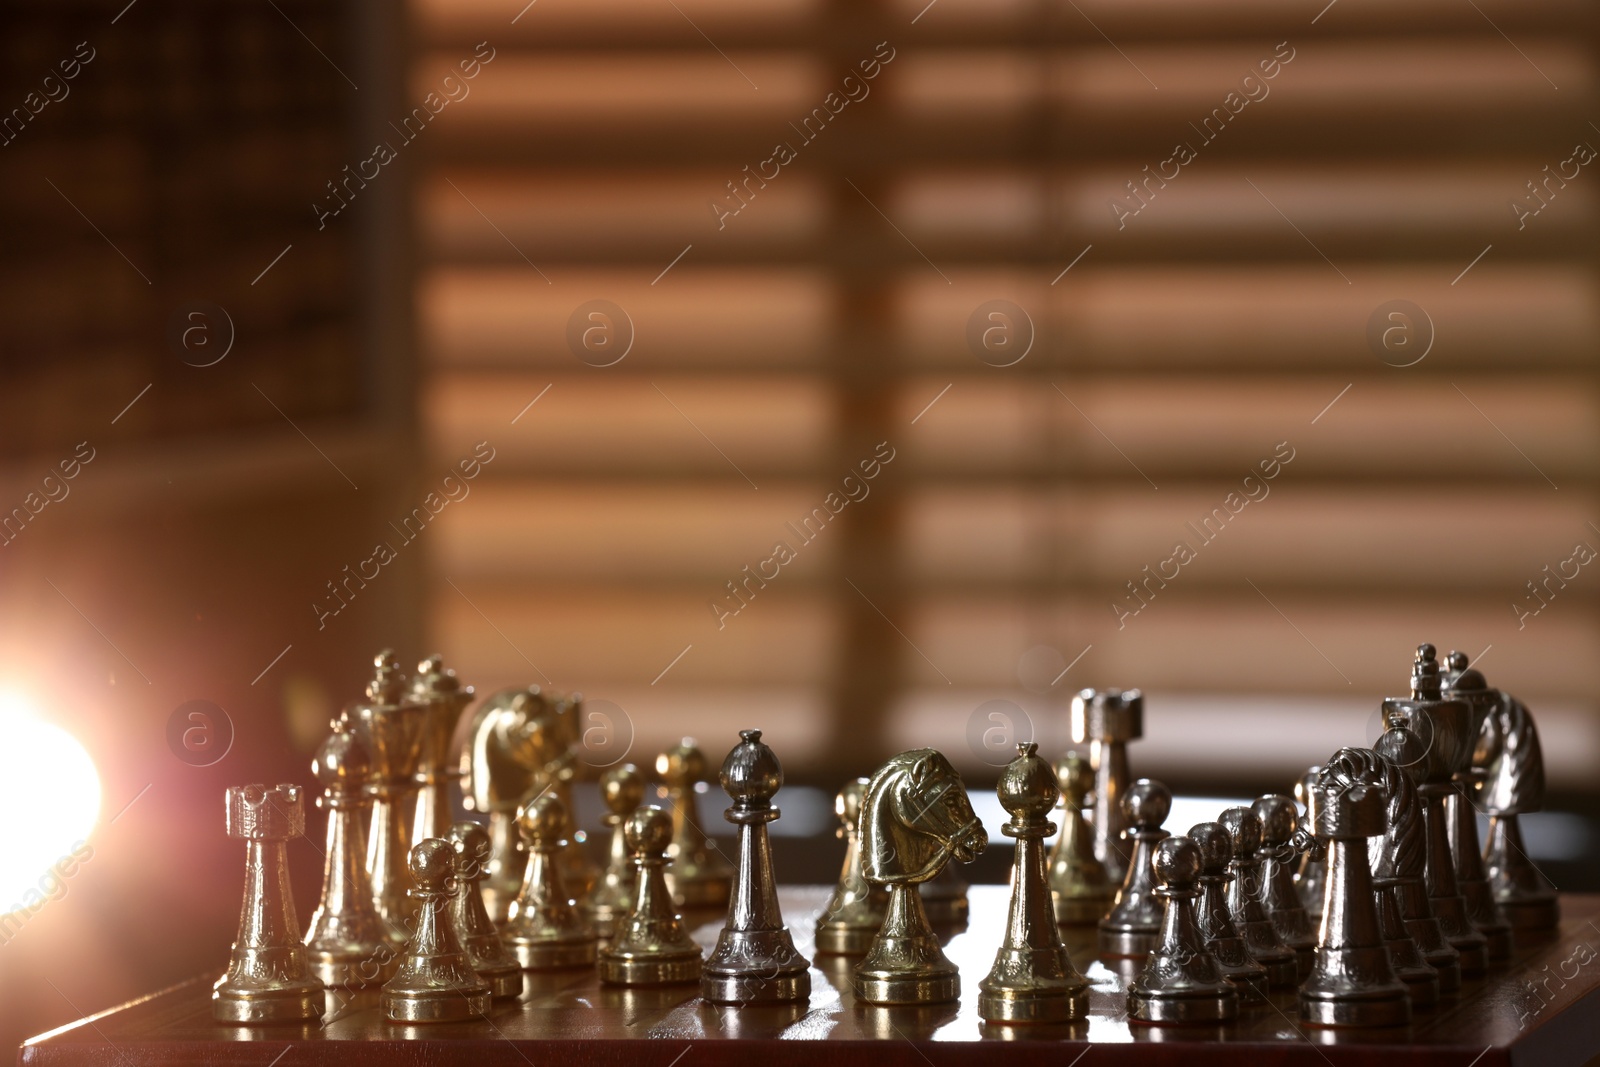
[815,777,888,955]
[656,738,733,909]
[599,806,704,985]
[380,838,490,1022]
[1046,752,1116,926]
[585,763,645,938]
[502,795,598,969]
[447,822,523,998]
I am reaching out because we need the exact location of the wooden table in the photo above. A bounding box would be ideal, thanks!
[21,888,1600,1066]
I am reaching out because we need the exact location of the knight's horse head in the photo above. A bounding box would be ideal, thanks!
[861,749,986,886]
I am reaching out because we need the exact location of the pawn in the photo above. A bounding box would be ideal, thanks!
[214,785,325,1023]
[702,729,810,1004]
[600,806,704,985]
[1187,822,1268,1002]
[380,838,490,1022]
[1254,795,1317,980]
[815,778,888,955]
[1375,878,1440,1008]
[978,743,1089,1023]
[1128,837,1239,1024]
[1047,753,1116,926]
[657,739,734,909]
[1299,761,1409,1028]
[585,763,645,939]
[1098,779,1171,958]
[1218,807,1298,988]
[446,822,522,998]
[304,726,396,988]
[1293,767,1327,921]
[502,795,598,970]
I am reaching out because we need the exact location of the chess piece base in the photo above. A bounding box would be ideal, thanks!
[977,987,1088,1024]
[853,971,960,1005]
[513,938,599,971]
[1299,989,1411,1028]
[380,988,490,1022]
[814,924,879,955]
[212,986,323,1024]
[1097,927,1156,959]
[598,953,702,985]
[1053,894,1112,926]
[1128,989,1239,1024]
[480,965,524,999]
[1500,895,1560,933]
[1391,962,1440,1008]
[700,971,810,1004]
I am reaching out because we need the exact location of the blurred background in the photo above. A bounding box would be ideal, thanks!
[1,0,1597,1052]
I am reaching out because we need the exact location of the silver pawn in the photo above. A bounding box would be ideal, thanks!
[1098,779,1170,958]
[1219,806,1299,988]
[1128,837,1238,1025]
[1188,821,1268,1002]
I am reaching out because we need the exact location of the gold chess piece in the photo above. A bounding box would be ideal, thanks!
[304,724,397,987]
[213,784,326,1023]
[657,738,733,909]
[342,649,428,939]
[586,762,645,938]
[599,806,705,985]
[503,794,599,969]
[408,655,474,855]
[978,742,1089,1024]
[815,777,888,955]
[447,822,523,998]
[1098,778,1170,958]
[853,749,988,1005]
[1187,821,1268,1001]
[1047,752,1116,926]
[1071,688,1142,884]
[1128,836,1239,1024]
[380,838,490,1022]
[543,691,600,900]
[461,686,546,921]
[701,729,811,1004]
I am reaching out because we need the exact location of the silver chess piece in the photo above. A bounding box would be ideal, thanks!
[1293,766,1327,920]
[1047,752,1116,926]
[815,777,888,955]
[1299,749,1410,1028]
[977,743,1089,1024]
[1128,836,1239,1025]
[701,730,811,1004]
[1381,644,1488,975]
[1442,650,1514,960]
[1448,649,1559,934]
[1098,778,1169,958]
[1218,806,1298,988]
[1187,821,1268,1001]
[1253,794,1316,979]
[1071,688,1142,884]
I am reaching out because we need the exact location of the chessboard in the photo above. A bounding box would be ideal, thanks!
[21,886,1600,1067]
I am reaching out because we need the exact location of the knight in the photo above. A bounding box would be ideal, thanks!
[460,687,549,920]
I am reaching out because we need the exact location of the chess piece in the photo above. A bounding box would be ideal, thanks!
[1098,778,1170,958]
[657,738,734,909]
[702,729,811,1004]
[1294,766,1327,920]
[304,725,397,987]
[1381,644,1488,975]
[503,795,599,970]
[461,686,546,921]
[599,806,704,984]
[1047,752,1116,926]
[854,749,988,1004]
[1218,807,1299,988]
[214,785,326,1022]
[1450,651,1559,933]
[1187,821,1268,1001]
[1127,837,1239,1024]
[1253,794,1316,979]
[380,838,490,1021]
[446,822,522,998]
[1370,725,1461,994]
[815,777,889,955]
[541,690,600,900]
[978,742,1089,1023]
[1299,748,1410,1028]
[918,864,969,926]
[586,763,645,938]
[341,650,428,938]
[408,655,474,855]
[1071,688,1142,884]
[1441,650,1514,960]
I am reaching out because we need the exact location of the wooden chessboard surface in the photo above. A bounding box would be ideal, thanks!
[20,887,1600,1067]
